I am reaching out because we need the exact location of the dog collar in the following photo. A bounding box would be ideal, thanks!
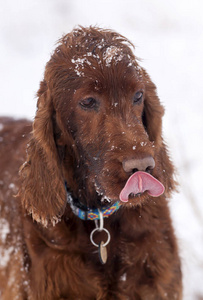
[66,188,121,221]
[65,184,121,264]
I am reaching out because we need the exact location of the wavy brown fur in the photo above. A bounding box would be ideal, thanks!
[0,26,182,299]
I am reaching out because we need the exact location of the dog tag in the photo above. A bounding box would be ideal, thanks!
[98,241,107,264]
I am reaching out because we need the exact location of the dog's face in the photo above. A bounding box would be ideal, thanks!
[60,70,152,206]
[47,28,163,207]
[21,27,175,225]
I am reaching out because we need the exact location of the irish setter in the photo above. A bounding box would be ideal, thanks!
[0,26,182,299]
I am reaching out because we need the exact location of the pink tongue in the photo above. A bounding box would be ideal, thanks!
[119,171,165,202]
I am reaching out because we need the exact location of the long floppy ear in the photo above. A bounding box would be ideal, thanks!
[142,69,164,146]
[20,80,66,226]
[142,69,177,195]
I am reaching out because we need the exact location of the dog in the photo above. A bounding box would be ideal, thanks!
[0,26,182,299]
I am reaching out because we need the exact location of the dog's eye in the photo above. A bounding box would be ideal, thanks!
[133,91,143,104]
[79,97,97,109]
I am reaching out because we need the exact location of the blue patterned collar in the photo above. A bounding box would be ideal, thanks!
[66,186,121,221]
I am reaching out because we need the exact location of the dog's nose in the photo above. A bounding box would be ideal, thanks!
[122,156,155,173]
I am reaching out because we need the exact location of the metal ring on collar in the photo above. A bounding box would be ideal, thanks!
[90,228,111,248]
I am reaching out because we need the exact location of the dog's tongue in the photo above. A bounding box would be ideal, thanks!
[119,171,165,202]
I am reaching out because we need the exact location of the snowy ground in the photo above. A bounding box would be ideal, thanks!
[0,0,203,299]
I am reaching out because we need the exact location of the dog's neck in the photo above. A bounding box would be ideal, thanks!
[65,182,121,264]
[65,183,121,221]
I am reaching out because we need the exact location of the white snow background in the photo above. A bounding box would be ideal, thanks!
[0,0,203,299]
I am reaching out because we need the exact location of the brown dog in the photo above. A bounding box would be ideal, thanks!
[0,26,182,299]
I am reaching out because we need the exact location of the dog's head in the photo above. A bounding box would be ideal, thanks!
[20,26,176,226]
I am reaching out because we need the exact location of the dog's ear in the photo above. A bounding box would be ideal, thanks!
[142,69,164,146]
[20,80,66,226]
[142,69,177,195]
